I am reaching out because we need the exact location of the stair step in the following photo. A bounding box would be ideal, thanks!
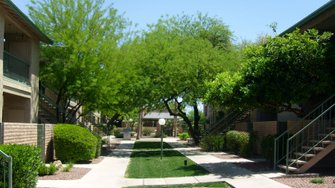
[319,133,335,138]
[325,127,335,131]
[295,152,315,158]
[278,165,300,172]
[302,146,324,151]
[310,140,333,145]
[289,159,307,165]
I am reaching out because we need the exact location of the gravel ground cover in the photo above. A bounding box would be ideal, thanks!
[38,156,104,180]
[38,167,91,180]
[211,152,335,187]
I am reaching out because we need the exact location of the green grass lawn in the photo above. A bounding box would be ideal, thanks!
[125,182,230,188]
[133,141,172,150]
[125,141,209,178]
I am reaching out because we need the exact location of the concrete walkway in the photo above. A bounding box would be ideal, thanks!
[37,137,291,188]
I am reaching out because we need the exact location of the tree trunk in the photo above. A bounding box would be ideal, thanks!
[164,99,200,145]
[193,103,200,144]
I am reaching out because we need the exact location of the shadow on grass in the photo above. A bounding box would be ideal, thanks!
[130,150,189,158]
[133,141,172,150]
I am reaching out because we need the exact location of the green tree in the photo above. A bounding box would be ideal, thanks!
[29,0,128,123]
[206,29,334,115]
[133,13,239,144]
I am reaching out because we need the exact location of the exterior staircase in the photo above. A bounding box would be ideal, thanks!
[38,88,57,124]
[206,109,250,135]
[274,94,335,174]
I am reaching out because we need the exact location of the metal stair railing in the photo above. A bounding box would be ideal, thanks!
[206,110,248,135]
[39,88,58,123]
[39,90,57,112]
[285,103,335,173]
[0,150,12,188]
[274,93,335,169]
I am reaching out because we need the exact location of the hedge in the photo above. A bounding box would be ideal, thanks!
[200,134,224,152]
[0,144,43,188]
[261,135,276,161]
[178,132,190,141]
[54,124,97,162]
[226,130,251,157]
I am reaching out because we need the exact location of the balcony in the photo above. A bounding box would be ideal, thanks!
[3,51,30,85]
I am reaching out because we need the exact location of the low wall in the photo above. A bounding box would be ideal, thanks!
[0,122,54,162]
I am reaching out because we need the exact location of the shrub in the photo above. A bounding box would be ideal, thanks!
[226,130,251,157]
[261,135,276,161]
[178,132,190,141]
[48,163,58,175]
[38,164,49,176]
[113,128,123,138]
[200,134,224,152]
[39,163,58,176]
[95,134,102,158]
[310,177,324,184]
[154,131,166,138]
[0,144,43,188]
[62,163,74,172]
[54,124,98,162]
[143,127,154,136]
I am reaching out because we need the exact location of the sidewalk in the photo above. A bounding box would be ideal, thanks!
[37,137,290,188]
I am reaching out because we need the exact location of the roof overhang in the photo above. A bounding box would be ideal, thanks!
[281,0,335,35]
[0,0,52,44]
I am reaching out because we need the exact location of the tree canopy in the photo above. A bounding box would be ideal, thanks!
[29,0,129,122]
[206,29,335,115]
[128,13,241,144]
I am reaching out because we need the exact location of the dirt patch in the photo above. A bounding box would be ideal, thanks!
[38,167,91,180]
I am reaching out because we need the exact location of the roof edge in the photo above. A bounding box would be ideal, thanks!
[280,0,335,36]
[4,0,53,44]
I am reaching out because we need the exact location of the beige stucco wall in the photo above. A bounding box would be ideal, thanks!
[0,13,4,122]
[235,122,249,132]
[253,121,278,154]
[3,93,30,122]
[30,40,40,123]
[0,12,41,123]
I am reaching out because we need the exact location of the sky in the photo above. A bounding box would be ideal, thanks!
[11,0,330,42]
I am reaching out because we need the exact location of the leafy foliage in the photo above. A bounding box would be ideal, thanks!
[200,134,224,152]
[54,124,97,162]
[226,130,251,157]
[38,163,58,176]
[142,127,155,136]
[178,132,190,141]
[62,163,74,172]
[206,29,334,115]
[29,0,130,122]
[127,13,240,144]
[310,177,325,184]
[261,135,276,161]
[95,134,102,158]
[0,144,43,188]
